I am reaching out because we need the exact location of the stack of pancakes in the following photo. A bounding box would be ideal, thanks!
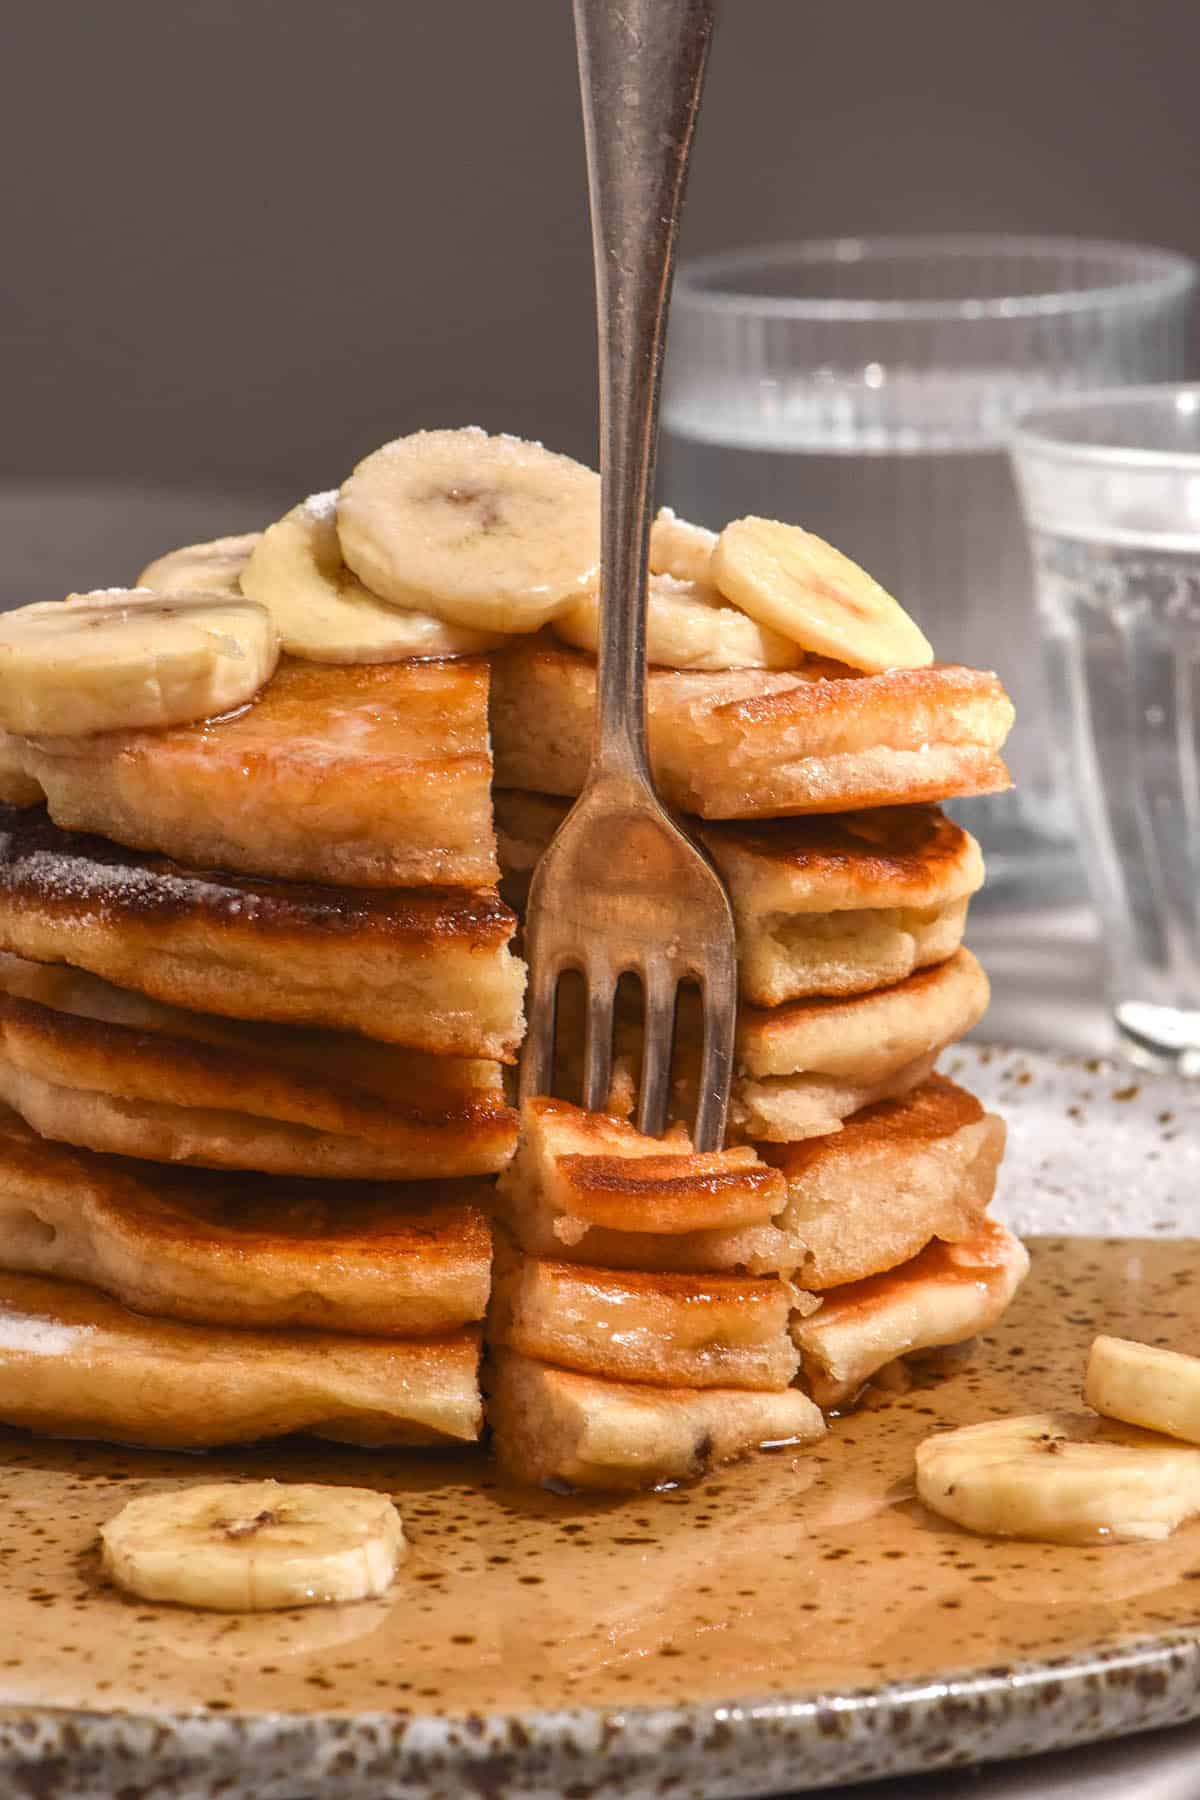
[0,427,1025,1494]
[0,657,525,1449]
[484,639,1028,1489]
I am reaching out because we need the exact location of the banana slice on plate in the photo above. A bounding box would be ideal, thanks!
[138,532,262,596]
[100,1480,405,1611]
[916,1410,1200,1544]
[337,427,600,633]
[649,507,717,584]
[1086,1336,1200,1445]
[0,590,279,737]
[712,516,933,673]
[240,493,503,663]
[553,570,801,670]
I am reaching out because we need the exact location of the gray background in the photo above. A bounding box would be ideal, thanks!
[2,0,1196,496]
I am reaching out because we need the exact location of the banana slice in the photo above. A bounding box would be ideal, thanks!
[100,1480,405,1611]
[711,516,934,673]
[138,532,262,596]
[553,571,801,670]
[1086,1335,1200,1446]
[649,507,717,584]
[916,1410,1200,1544]
[0,590,279,737]
[337,427,600,633]
[240,493,502,663]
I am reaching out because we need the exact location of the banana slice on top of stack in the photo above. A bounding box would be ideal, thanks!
[0,589,280,737]
[916,1334,1200,1544]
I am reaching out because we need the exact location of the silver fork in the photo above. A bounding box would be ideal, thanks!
[518,0,736,1152]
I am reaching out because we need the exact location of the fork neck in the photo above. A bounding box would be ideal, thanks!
[574,0,714,786]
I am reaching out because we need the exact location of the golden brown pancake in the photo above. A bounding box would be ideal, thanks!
[0,957,516,1180]
[490,635,1013,819]
[486,1349,823,1492]
[0,1103,491,1335]
[0,1269,482,1449]
[759,1075,1006,1289]
[790,1218,1029,1408]
[555,949,986,1142]
[496,789,983,1004]
[501,1080,1002,1282]
[0,805,525,1057]
[10,657,498,887]
[488,1241,800,1390]
[498,1098,788,1253]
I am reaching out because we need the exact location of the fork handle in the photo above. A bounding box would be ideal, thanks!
[574,0,714,784]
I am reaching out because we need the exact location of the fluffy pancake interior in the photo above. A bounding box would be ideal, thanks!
[488,1241,801,1390]
[486,1349,824,1492]
[791,1219,1030,1408]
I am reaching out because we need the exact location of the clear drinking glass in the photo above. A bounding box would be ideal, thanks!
[1012,385,1200,1075]
[660,236,1196,893]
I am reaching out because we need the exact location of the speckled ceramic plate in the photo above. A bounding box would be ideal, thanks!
[2,1044,1199,1800]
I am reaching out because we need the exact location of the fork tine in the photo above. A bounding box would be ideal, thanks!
[581,965,616,1114]
[635,967,677,1139]
[691,953,738,1153]
[518,955,560,1105]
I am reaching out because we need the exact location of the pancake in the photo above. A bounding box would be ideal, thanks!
[734,947,988,1081]
[759,1075,1006,1290]
[496,790,983,1004]
[556,949,986,1141]
[498,1097,788,1248]
[502,1080,1003,1281]
[0,957,516,1179]
[791,1220,1030,1408]
[0,805,525,1057]
[0,1104,491,1335]
[486,1349,824,1492]
[10,657,498,887]
[0,1270,482,1450]
[488,1242,800,1390]
[490,635,1013,819]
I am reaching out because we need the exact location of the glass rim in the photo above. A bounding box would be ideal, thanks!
[674,234,1197,322]
[1012,383,1200,472]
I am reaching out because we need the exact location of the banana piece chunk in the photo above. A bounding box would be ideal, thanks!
[100,1480,405,1611]
[1086,1335,1200,1446]
[337,427,600,633]
[553,571,801,670]
[0,590,279,737]
[916,1410,1200,1544]
[240,493,502,663]
[650,507,718,584]
[138,532,262,596]
[712,516,933,673]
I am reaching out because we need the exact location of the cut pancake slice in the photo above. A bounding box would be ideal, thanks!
[791,1218,1029,1409]
[556,949,987,1143]
[496,790,983,1004]
[491,635,1013,819]
[0,957,516,1179]
[759,1076,1007,1290]
[501,1080,1002,1281]
[0,1270,482,1450]
[487,1350,824,1492]
[497,1098,790,1260]
[0,1103,491,1334]
[11,656,498,887]
[488,1243,801,1390]
[0,806,524,1058]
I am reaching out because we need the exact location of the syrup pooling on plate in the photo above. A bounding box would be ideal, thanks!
[0,1237,1197,1718]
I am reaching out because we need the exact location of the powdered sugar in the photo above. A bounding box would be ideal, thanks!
[303,491,339,522]
[0,1308,92,1355]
